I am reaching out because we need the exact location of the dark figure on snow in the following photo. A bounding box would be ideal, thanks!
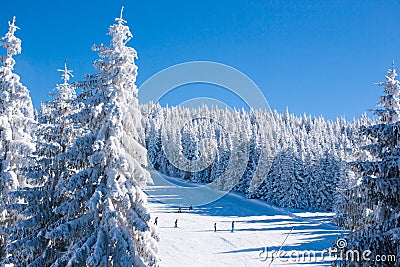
[189,204,193,211]
[231,221,235,233]
[174,219,178,228]
[214,223,217,232]
[178,206,182,213]
[154,217,158,226]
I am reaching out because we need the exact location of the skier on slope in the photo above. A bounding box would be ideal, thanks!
[214,223,217,232]
[231,221,235,232]
[154,217,158,226]
[174,219,178,228]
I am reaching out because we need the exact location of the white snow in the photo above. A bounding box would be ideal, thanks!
[146,172,343,266]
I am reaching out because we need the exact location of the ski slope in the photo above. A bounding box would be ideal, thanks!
[146,171,343,267]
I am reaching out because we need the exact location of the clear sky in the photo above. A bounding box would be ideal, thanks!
[1,0,400,120]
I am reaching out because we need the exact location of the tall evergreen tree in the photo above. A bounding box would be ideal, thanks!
[43,8,159,266]
[337,62,400,266]
[3,62,81,266]
[0,16,35,258]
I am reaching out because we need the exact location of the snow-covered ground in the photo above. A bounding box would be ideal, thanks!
[146,171,344,267]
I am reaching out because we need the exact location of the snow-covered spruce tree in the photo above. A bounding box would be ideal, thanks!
[0,16,35,258]
[337,62,400,266]
[36,60,83,179]
[3,62,83,266]
[40,61,77,122]
[30,9,158,266]
[36,61,82,169]
[233,111,261,194]
[334,113,371,229]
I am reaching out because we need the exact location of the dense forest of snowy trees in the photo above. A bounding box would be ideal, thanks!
[141,104,366,211]
[0,8,399,267]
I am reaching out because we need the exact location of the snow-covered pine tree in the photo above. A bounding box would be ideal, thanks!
[0,16,35,258]
[40,8,158,266]
[334,115,370,229]
[309,150,339,210]
[37,61,82,165]
[41,61,77,120]
[3,62,83,266]
[338,62,400,266]
[233,111,260,194]
[142,102,164,171]
[36,60,83,178]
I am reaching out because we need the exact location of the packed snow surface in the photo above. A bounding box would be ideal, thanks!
[146,171,343,266]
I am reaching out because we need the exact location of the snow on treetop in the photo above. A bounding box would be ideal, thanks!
[7,16,20,36]
[116,6,127,25]
[1,16,21,55]
[57,60,74,84]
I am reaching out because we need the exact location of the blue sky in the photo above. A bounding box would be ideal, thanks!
[1,0,400,120]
